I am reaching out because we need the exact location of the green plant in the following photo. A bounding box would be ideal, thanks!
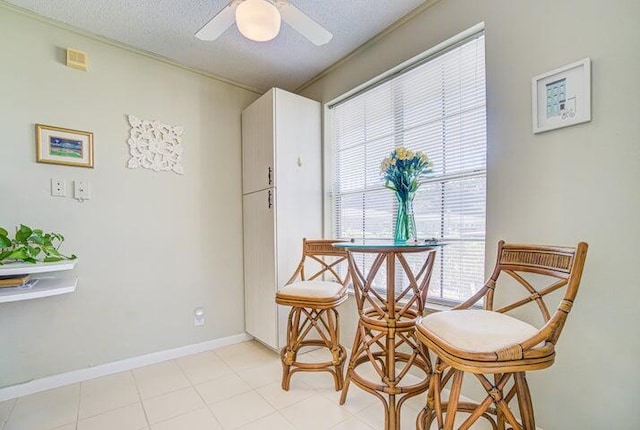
[0,225,77,265]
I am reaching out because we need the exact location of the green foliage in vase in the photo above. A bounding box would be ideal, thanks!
[0,225,77,265]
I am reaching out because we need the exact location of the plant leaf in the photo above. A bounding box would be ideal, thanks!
[29,233,44,245]
[42,245,60,256]
[5,248,30,260]
[15,225,32,242]
[27,246,42,257]
[43,256,64,262]
[0,227,8,237]
[0,235,11,248]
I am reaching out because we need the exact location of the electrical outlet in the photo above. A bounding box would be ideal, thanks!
[51,178,66,197]
[194,307,205,327]
[73,180,91,200]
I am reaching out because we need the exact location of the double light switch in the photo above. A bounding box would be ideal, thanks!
[50,178,91,201]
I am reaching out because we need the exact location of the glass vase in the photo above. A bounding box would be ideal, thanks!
[394,192,417,242]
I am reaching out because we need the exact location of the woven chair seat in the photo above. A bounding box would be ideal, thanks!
[418,309,542,355]
[276,280,346,306]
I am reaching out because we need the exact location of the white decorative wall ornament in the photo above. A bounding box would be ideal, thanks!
[127,115,184,174]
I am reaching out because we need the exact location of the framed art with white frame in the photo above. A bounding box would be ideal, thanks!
[532,57,591,134]
[36,124,94,168]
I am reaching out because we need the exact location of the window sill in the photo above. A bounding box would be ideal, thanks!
[423,301,454,315]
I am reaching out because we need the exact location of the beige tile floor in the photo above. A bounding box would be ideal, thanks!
[0,341,489,430]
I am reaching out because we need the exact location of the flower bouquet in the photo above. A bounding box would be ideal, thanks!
[380,146,432,242]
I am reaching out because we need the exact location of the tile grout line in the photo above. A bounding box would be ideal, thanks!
[74,382,82,430]
[74,397,141,421]
[126,348,246,428]
[220,351,338,418]
[131,369,153,429]
[1,398,17,430]
[253,349,360,430]
[173,355,227,430]
[209,344,298,429]
[210,346,280,428]
[141,358,211,428]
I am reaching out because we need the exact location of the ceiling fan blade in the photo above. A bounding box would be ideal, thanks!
[277,2,333,46]
[195,2,238,41]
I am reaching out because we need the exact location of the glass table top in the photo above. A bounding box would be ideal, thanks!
[332,239,446,250]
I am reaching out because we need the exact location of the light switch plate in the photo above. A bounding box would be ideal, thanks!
[74,180,91,200]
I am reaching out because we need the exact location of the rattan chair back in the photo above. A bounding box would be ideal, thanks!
[286,238,351,289]
[456,240,588,355]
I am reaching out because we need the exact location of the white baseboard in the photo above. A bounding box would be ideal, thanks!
[0,332,253,402]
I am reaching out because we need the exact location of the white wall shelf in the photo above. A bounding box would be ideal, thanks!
[0,260,78,303]
[0,277,78,303]
[0,260,76,276]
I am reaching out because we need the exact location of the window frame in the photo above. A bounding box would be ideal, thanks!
[322,23,487,306]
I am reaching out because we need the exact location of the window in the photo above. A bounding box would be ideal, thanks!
[327,30,486,304]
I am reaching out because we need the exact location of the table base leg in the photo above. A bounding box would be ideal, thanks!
[342,323,431,430]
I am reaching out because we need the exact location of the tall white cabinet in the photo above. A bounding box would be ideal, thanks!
[242,88,322,350]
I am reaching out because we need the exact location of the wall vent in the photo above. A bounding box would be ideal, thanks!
[66,48,88,71]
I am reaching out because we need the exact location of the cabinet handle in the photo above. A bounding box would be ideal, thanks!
[267,190,272,208]
[267,167,272,185]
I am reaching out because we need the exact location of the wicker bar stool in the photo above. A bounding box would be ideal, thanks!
[415,240,588,430]
[275,238,351,391]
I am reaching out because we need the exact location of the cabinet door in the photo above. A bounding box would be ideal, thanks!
[242,90,275,194]
[273,89,322,289]
[243,188,278,349]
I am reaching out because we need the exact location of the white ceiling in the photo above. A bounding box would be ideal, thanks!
[4,0,428,92]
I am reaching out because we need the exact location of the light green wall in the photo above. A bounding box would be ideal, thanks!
[301,0,640,428]
[0,7,259,387]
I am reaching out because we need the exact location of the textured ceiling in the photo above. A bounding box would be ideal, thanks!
[3,0,428,92]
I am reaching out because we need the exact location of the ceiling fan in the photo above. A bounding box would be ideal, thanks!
[195,0,333,45]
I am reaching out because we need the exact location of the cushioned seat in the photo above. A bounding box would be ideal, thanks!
[277,280,345,304]
[418,309,541,354]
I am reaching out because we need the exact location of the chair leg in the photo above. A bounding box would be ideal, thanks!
[495,374,507,430]
[417,363,440,430]
[514,372,536,430]
[480,374,521,430]
[340,323,363,404]
[280,306,301,391]
[328,308,344,391]
[444,370,464,430]
[432,362,448,430]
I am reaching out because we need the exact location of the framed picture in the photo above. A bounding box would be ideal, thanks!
[36,124,94,168]
[532,58,591,134]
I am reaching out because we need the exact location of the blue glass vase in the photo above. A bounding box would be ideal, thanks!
[394,191,417,242]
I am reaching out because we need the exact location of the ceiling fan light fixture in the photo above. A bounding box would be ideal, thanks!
[235,0,281,42]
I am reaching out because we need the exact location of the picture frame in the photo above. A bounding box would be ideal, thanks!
[36,124,94,168]
[532,57,591,134]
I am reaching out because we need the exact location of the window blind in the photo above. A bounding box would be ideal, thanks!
[328,33,487,304]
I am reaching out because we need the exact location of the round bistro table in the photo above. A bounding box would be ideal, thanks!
[333,239,442,430]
